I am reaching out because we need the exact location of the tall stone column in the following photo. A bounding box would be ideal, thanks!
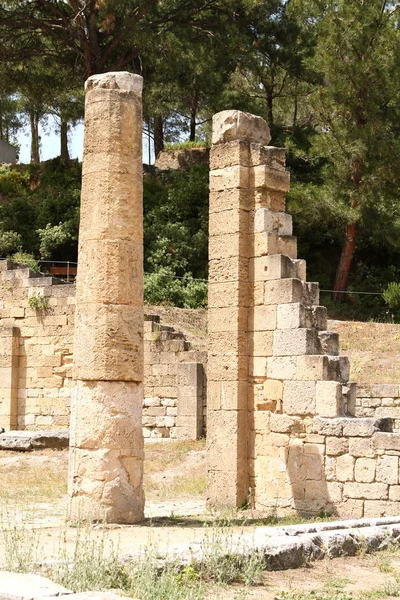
[68,72,144,523]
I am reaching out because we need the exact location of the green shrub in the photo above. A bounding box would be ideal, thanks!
[0,230,22,256]
[11,252,40,272]
[144,269,207,308]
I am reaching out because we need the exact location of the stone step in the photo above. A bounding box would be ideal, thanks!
[276,303,327,330]
[318,330,339,355]
[264,278,319,307]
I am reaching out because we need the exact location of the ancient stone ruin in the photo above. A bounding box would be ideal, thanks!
[68,71,145,523]
[1,88,400,520]
[207,109,400,518]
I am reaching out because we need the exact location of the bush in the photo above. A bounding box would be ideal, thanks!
[144,269,207,308]
[11,252,40,272]
[0,230,22,256]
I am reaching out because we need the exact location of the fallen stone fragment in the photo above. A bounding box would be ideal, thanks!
[0,570,72,599]
[0,430,69,452]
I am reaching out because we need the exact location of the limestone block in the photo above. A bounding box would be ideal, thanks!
[374,432,400,451]
[209,256,248,283]
[303,454,323,481]
[247,305,277,331]
[252,232,279,257]
[73,303,143,381]
[212,110,271,146]
[376,455,398,484]
[343,382,357,415]
[294,259,307,281]
[336,454,355,482]
[296,355,330,381]
[252,411,271,433]
[254,189,286,212]
[251,144,286,170]
[363,500,400,518]
[283,380,316,416]
[316,381,343,418]
[69,380,143,451]
[253,209,292,235]
[277,235,297,259]
[248,356,267,377]
[249,331,274,357]
[328,356,350,384]
[326,437,348,456]
[249,165,290,192]
[79,173,143,243]
[277,303,308,329]
[263,379,283,401]
[208,380,248,411]
[389,485,400,501]
[265,255,299,281]
[208,235,249,262]
[270,413,303,433]
[209,208,249,237]
[209,188,251,214]
[267,356,297,380]
[273,329,318,356]
[208,307,247,333]
[343,482,388,500]
[354,458,376,483]
[209,140,251,170]
[208,331,247,357]
[209,165,250,192]
[311,306,328,330]
[265,279,311,306]
[348,437,376,458]
[342,418,380,438]
[318,331,339,356]
[208,353,247,381]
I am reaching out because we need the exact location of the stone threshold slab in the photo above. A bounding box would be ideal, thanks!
[118,515,400,571]
[0,430,69,451]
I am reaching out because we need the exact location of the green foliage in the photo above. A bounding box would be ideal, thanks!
[38,222,72,259]
[143,165,209,307]
[28,293,49,313]
[383,283,400,311]
[144,270,207,309]
[0,160,80,259]
[0,230,22,256]
[164,141,209,150]
[11,252,39,272]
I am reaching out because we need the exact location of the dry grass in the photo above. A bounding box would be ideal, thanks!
[144,439,206,501]
[330,319,400,383]
[0,449,68,505]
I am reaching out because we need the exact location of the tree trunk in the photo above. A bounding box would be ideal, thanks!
[154,115,164,158]
[266,87,274,126]
[333,222,357,301]
[190,87,198,142]
[30,111,40,163]
[333,158,362,301]
[60,113,70,164]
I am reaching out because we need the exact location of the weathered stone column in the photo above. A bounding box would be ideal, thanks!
[68,72,144,523]
[207,110,271,507]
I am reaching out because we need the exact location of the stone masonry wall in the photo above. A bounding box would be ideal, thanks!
[355,385,400,432]
[0,261,205,439]
[207,109,400,519]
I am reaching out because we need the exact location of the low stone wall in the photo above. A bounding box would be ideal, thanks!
[0,261,206,440]
[355,385,400,431]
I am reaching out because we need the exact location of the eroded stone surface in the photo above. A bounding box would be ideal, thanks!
[68,72,144,524]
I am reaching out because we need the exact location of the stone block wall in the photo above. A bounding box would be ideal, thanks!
[0,262,205,439]
[355,385,400,431]
[207,109,400,519]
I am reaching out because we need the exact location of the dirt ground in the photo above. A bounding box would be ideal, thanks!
[3,447,400,599]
